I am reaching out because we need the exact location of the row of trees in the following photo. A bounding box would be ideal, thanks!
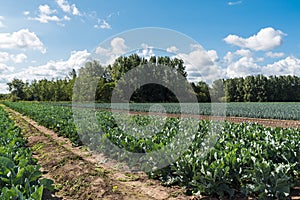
[2,54,300,102]
[224,75,300,102]
[5,70,76,101]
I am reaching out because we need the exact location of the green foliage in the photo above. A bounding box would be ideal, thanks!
[225,75,300,102]
[0,106,54,199]
[4,102,300,199]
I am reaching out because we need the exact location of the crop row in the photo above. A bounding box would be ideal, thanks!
[4,101,300,199]
[0,105,53,199]
[42,102,300,120]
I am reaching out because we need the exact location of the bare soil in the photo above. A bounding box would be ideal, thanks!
[113,109,300,128]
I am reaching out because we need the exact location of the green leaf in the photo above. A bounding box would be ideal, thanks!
[39,178,55,192]
[30,185,43,200]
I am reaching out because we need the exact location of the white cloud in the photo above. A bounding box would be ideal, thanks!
[71,5,80,16]
[55,0,81,16]
[0,16,5,28]
[224,27,286,51]
[224,49,252,64]
[207,50,219,62]
[0,50,90,93]
[176,44,224,83]
[265,51,285,58]
[63,15,71,21]
[223,50,300,78]
[223,49,265,78]
[10,50,90,81]
[29,4,69,24]
[0,52,10,62]
[0,29,46,53]
[226,56,260,78]
[23,11,30,16]
[95,37,127,65]
[10,53,27,64]
[0,52,27,64]
[262,56,300,77]
[40,4,55,15]
[0,63,14,73]
[235,49,252,57]
[228,1,242,6]
[166,46,179,53]
[94,19,111,29]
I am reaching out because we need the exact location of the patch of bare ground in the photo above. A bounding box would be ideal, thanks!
[95,108,300,129]
[126,110,300,129]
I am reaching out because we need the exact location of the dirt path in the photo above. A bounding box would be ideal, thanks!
[86,107,300,129]
[3,106,191,200]
[124,110,300,128]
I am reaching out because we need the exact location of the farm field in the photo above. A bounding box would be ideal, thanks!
[1,101,300,199]
[41,102,300,120]
[2,0,300,199]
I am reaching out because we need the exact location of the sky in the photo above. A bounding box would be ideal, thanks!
[0,0,300,93]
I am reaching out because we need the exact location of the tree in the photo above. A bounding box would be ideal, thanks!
[191,81,210,102]
[74,60,105,101]
[210,79,225,102]
[7,79,26,101]
[225,78,237,102]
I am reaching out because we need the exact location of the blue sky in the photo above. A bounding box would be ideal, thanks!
[0,0,300,92]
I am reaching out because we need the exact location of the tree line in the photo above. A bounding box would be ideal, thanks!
[2,54,300,102]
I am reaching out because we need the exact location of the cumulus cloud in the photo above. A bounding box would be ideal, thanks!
[29,4,70,24]
[224,49,253,64]
[0,29,46,53]
[265,51,285,58]
[0,52,10,62]
[223,48,268,77]
[9,50,90,82]
[226,56,260,78]
[95,37,127,65]
[0,63,14,74]
[262,56,300,77]
[223,50,300,78]
[94,19,111,29]
[176,44,224,83]
[224,27,286,51]
[0,52,27,64]
[166,46,179,53]
[0,50,91,93]
[55,0,81,16]
[0,16,5,28]
[10,53,27,64]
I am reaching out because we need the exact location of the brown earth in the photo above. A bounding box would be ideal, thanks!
[2,105,300,199]
[114,109,300,129]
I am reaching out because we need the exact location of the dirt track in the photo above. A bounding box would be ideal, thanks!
[107,108,300,129]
